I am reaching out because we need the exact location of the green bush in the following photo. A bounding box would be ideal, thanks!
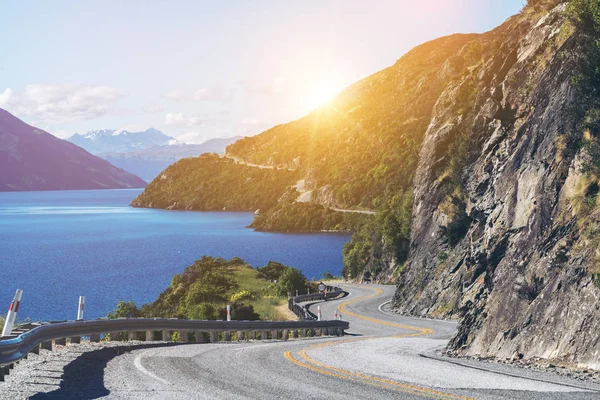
[107,301,140,319]
[108,256,306,321]
[277,268,308,296]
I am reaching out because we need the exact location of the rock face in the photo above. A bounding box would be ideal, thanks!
[0,108,147,191]
[393,3,600,369]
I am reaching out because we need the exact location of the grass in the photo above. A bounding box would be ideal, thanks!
[226,264,291,321]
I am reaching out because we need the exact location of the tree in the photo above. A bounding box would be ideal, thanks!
[108,301,140,319]
[258,261,287,281]
[322,271,334,280]
[278,267,307,296]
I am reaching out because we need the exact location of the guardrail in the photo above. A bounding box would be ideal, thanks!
[289,285,346,320]
[0,317,349,380]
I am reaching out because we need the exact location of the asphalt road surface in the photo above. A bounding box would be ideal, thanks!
[25,284,600,399]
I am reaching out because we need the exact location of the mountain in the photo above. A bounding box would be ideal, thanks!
[99,136,243,181]
[0,108,147,191]
[68,128,174,154]
[132,1,600,370]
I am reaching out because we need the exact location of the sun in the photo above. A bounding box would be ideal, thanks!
[309,84,338,109]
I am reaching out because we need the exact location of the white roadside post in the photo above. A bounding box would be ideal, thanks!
[2,289,23,337]
[226,304,231,322]
[317,305,322,321]
[77,296,85,320]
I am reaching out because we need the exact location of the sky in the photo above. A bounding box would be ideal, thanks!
[0,0,525,144]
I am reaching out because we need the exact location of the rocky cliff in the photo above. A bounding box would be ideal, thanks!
[130,0,600,368]
[392,1,600,369]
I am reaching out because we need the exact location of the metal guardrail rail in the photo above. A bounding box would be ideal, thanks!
[0,317,349,379]
[0,284,349,381]
[289,285,346,320]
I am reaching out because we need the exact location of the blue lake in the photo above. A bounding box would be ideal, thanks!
[0,189,350,321]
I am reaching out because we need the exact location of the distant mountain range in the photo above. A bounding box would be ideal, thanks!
[92,134,242,181]
[68,128,176,154]
[0,108,147,191]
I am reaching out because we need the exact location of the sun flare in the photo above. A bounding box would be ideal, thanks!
[309,84,338,109]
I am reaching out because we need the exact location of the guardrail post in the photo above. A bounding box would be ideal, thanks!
[70,336,81,344]
[180,331,189,343]
[283,329,289,341]
[41,340,52,351]
[272,330,278,340]
[195,330,205,343]
[2,289,23,337]
[162,330,169,341]
[0,366,4,382]
[77,296,85,320]
[30,343,40,355]
[224,331,231,342]
[109,332,119,341]
[292,329,298,339]
[299,329,306,338]
[55,337,66,346]
[145,330,153,341]
[90,334,101,343]
[128,331,136,341]
[237,331,244,341]
[261,330,268,341]
[210,331,218,343]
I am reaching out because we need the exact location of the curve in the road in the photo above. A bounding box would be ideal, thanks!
[285,286,470,400]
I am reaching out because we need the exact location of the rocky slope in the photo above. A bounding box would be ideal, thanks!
[0,108,147,191]
[133,31,479,277]
[392,1,600,370]
[131,0,600,369]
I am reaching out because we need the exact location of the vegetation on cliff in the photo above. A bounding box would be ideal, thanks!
[250,190,366,232]
[131,154,299,211]
[108,256,308,321]
[133,33,478,281]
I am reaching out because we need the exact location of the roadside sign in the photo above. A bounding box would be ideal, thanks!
[318,282,326,292]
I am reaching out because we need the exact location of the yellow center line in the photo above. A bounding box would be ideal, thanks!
[285,286,474,400]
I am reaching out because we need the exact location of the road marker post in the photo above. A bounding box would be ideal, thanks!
[2,289,23,337]
[226,304,231,321]
[317,305,322,321]
[77,296,85,320]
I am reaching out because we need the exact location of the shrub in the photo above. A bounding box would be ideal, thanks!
[277,267,307,296]
[107,301,140,319]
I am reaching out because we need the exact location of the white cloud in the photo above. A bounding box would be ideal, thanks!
[141,103,165,113]
[0,88,14,106]
[164,111,228,127]
[0,84,126,124]
[175,131,209,144]
[161,80,285,104]
[165,112,186,125]
[162,89,187,101]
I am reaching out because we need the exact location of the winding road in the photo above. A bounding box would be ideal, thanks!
[25,284,600,399]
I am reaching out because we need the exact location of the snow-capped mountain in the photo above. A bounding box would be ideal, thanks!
[68,128,174,154]
[100,136,243,181]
